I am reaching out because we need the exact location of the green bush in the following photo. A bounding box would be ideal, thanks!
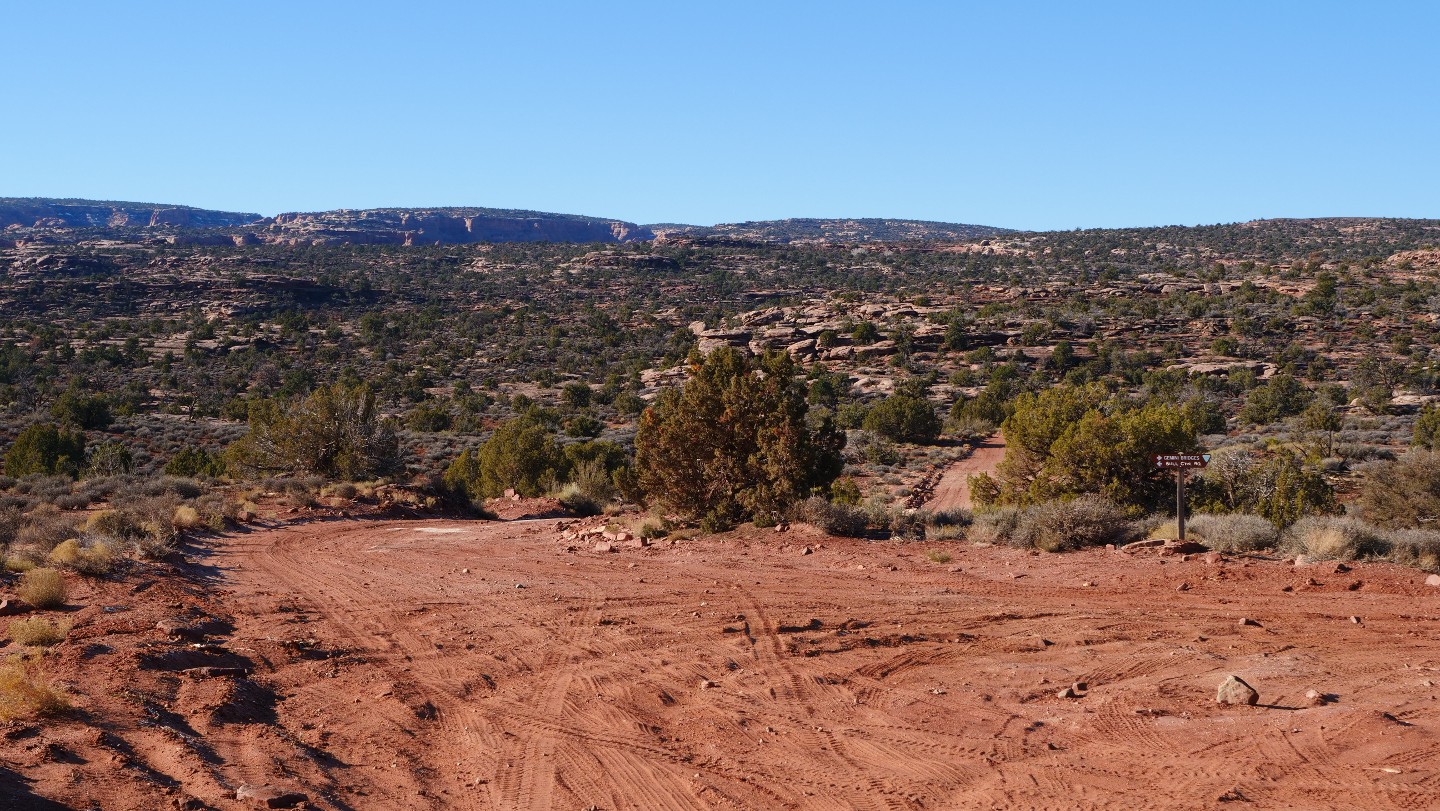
[163,447,226,479]
[444,416,566,500]
[4,424,86,479]
[862,395,942,444]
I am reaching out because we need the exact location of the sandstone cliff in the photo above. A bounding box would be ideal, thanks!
[257,208,653,246]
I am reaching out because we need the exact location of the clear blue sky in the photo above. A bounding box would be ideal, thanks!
[3,1,1436,230]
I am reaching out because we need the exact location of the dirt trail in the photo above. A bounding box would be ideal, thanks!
[926,432,1005,511]
[195,518,1440,809]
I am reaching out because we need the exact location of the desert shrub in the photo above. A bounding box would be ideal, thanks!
[163,446,226,478]
[555,483,601,517]
[787,496,868,537]
[0,506,20,547]
[0,660,69,720]
[969,507,1022,546]
[1186,513,1278,552]
[47,538,116,576]
[18,568,68,609]
[52,491,91,511]
[1357,450,1440,529]
[1386,529,1440,571]
[13,474,73,501]
[4,423,86,478]
[172,505,201,530]
[321,482,360,499]
[889,510,927,541]
[1014,496,1134,553]
[925,549,953,564]
[1284,516,1391,561]
[635,348,844,522]
[633,514,670,540]
[85,442,133,477]
[925,508,972,540]
[852,432,900,466]
[85,495,182,558]
[7,616,71,646]
[862,395,942,444]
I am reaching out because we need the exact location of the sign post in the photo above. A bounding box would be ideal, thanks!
[1152,454,1210,541]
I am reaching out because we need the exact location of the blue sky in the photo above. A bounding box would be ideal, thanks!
[2,1,1436,230]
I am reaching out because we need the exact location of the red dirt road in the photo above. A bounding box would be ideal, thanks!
[926,433,1005,512]
[16,517,1440,810]
[217,520,1440,809]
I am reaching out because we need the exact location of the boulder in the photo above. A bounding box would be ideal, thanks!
[1216,675,1259,706]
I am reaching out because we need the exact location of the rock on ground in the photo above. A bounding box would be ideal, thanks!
[1217,675,1259,706]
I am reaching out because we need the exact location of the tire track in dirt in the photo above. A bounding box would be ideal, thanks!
[201,518,1440,811]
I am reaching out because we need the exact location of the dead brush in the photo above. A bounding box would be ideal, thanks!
[0,658,70,720]
[85,495,182,558]
[14,506,81,556]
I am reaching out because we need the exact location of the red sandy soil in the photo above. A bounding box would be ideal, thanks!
[7,516,1440,810]
[925,433,1006,512]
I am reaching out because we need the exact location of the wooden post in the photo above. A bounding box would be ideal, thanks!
[1176,469,1186,542]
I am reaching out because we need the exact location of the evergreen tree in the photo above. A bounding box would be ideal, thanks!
[634,348,844,528]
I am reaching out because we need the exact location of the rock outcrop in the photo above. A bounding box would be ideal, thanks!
[0,198,261,231]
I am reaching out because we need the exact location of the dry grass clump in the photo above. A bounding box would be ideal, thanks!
[17,567,68,609]
[172,505,202,529]
[47,537,116,576]
[0,659,70,720]
[787,496,868,537]
[1284,516,1390,561]
[7,616,71,646]
[1386,529,1440,571]
[925,549,953,564]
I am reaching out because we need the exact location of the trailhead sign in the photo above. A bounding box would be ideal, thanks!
[1153,454,1210,469]
[1154,453,1210,540]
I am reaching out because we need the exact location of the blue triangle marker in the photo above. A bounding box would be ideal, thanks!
[1202,454,1211,463]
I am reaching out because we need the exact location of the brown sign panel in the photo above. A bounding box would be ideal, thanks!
[1153,454,1210,469]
